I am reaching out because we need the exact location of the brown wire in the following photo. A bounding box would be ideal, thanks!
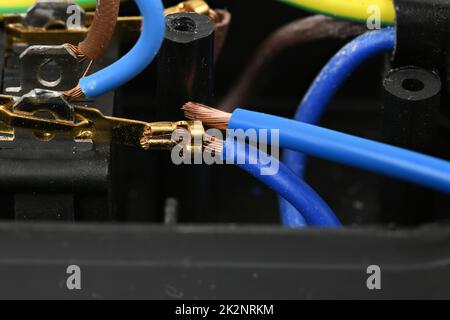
[65,0,120,98]
[220,15,367,112]
[78,0,121,60]
[211,9,232,62]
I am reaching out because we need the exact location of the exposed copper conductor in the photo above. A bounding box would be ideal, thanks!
[64,43,87,60]
[64,84,85,99]
[182,102,231,130]
[203,134,224,157]
[140,125,153,150]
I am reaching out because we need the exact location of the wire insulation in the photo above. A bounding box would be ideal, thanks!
[213,9,232,62]
[281,28,396,223]
[228,108,450,195]
[295,28,396,126]
[78,0,165,98]
[278,0,396,25]
[280,28,396,222]
[222,138,341,228]
[78,0,121,60]
[221,15,366,111]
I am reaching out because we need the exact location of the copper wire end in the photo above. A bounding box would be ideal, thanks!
[140,125,152,150]
[64,43,87,61]
[203,134,224,157]
[63,84,86,100]
[64,59,93,100]
[82,60,95,77]
[63,44,92,100]
[182,102,231,130]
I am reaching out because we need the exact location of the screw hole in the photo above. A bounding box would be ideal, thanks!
[402,78,425,92]
[37,59,63,88]
[171,17,196,33]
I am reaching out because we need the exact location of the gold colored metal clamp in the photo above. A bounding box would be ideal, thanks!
[165,0,211,16]
[0,95,204,153]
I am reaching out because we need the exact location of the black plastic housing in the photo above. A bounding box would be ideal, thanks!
[0,0,449,300]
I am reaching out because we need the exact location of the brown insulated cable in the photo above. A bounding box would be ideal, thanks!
[221,15,367,112]
[64,0,120,98]
[78,0,121,60]
[211,9,232,62]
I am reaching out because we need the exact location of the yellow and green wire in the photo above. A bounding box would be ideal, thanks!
[278,0,396,25]
[1,0,396,24]
[0,0,97,15]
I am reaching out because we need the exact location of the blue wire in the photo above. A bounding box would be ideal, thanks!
[79,0,165,98]
[295,28,396,126]
[229,109,450,195]
[281,28,397,221]
[223,138,341,228]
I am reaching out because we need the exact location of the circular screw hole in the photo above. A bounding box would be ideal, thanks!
[37,59,63,88]
[171,17,196,33]
[402,78,425,92]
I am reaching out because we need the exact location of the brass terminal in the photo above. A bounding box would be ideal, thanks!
[4,12,90,47]
[5,13,142,47]
[0,95,204,154]
[165,0,211,16]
